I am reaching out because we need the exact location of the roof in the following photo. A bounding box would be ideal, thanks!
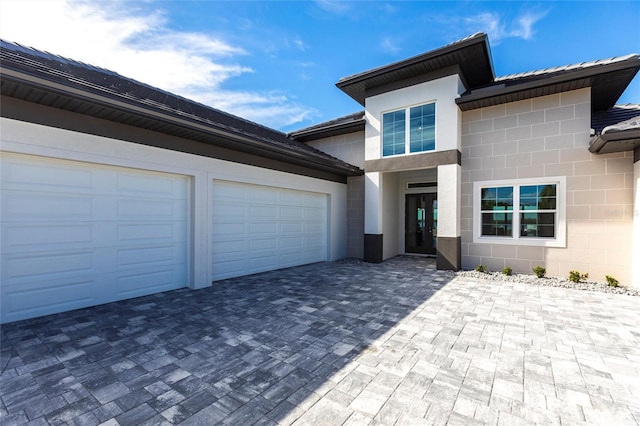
[0,40,363,180]
[336,33,494,106]
[335,32,639,114]
[589,104,640,154]
[592,104,640,134]
[288,111,365,142]
[458,54,640,112]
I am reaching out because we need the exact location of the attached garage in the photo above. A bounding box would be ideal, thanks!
[0,153,189,323]
[0,40,362,323]
[211,180,327,280]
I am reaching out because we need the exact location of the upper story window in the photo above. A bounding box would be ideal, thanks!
[382,102,435,157]
[473,177,566,247]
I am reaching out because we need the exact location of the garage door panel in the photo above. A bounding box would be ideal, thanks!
[0,153,189,323]
[3,192,95,219]
[3,278,95,320]
[212,180,327,281]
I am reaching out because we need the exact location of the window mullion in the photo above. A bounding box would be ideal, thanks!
[513,186,520,240]
[405,107,410,154]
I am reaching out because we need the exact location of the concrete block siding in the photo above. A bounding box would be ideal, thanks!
[461,88,635,284]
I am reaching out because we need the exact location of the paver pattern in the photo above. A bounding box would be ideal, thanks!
[1,256,639,425]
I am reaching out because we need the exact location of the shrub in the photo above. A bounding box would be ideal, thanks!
[532,266,546,278]
[606,275,619,287]
[475,264,488,273]
[502,266,513,276]
[569,270,589,283]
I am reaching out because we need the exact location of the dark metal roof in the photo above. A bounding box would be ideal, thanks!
[289,111,365,142]
[592,104,640,134]
[457,54,640,112]
[336,33,494,106]
[0,40,362,178]
[589,105,640,154]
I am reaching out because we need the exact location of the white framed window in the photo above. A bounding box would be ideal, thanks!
[382,102,435,157]
[473,177,566,247]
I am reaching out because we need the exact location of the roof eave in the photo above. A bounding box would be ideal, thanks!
[1,65,363,177]
[589,129,640,154]
[290,118,366,142]
[336,33,494,106]
[457,57,640,111]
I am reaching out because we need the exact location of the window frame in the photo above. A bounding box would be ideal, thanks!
[381,101,436,157]
[473,177,566,247]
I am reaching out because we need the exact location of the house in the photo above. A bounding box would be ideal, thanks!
[292,33,640,288]
[1,33,638,323]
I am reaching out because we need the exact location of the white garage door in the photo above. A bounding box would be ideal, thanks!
[212,180,327,280]
[0,153,189,323]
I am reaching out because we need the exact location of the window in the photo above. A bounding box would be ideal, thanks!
[473,177,566,247]
[382,102,435,157]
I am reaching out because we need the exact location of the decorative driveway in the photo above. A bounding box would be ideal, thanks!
[1,257,639,425]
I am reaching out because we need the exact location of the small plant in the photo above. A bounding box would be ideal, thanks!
[475,264,488,273]
[502,266,513,276]
[606,275,619,287]
[568,270,589,283]
[532,266,546,278]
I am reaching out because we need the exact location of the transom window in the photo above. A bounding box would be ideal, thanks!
[473,177,566,247]
[382,102,435,157]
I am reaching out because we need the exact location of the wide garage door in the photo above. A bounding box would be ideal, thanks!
[212,180,327,280]
[0,153,189,323]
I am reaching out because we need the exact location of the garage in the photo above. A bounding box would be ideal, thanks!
[212,180,327,280]
[0,153,189,323]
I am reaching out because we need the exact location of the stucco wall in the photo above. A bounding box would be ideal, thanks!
[306,131,365,169]
[461,88,634,284]
[364,74,464,161]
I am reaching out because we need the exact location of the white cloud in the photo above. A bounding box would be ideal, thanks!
[0,0,314,129]
[315,0,351,14]
[464,10,548,43]
[381,37,401,55]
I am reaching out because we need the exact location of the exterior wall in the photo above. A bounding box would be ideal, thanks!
[461,88,635,284]
[364,74,464,162]
[306,131,365,169]
[634,160,640,288]
[346,175,364,259]
[1,116,349,289]
[382,172,400,260]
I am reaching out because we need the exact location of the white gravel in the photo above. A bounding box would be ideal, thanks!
[456,270,639,296]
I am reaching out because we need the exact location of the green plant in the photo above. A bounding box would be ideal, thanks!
[475,264,488,273]
[532,266,546,278]
[569,270,589,283]
[606,275,619,287]
[502,266,513,276]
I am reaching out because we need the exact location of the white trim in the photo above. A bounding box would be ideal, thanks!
[472,176,567,247]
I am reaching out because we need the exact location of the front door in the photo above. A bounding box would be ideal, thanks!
[405,193,437,255]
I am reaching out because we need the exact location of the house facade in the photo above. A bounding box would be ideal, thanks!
[1,34,639,323]
[292,34,640,286]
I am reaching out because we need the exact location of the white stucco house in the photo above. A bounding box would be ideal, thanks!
[1,33,639,323]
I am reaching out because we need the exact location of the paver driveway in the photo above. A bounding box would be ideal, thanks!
[1,256,639,425]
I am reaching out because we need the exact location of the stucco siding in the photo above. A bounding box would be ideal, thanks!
[461,88,634,284]
[306,131,365,169]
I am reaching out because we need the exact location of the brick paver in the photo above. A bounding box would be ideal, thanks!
[1,256,639,425]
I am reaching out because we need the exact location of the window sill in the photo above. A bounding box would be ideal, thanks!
[473,236,566,248]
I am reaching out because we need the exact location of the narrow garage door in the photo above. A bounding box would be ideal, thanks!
[212,180,327,281]
[0,153,189,323]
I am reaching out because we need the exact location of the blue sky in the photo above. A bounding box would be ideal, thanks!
[1,1,638,132]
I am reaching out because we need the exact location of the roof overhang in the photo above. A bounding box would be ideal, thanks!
[0,51,362,179]
[457,56,640,111]
[336,33,494,106]
[589,117,640,155]
[289,113,365,142]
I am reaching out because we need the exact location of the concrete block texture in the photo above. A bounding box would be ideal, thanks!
[460,89,634,284]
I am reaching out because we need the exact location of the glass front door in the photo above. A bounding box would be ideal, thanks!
[405,193,437,255]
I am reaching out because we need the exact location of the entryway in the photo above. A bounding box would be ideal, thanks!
[405,193,437,255]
